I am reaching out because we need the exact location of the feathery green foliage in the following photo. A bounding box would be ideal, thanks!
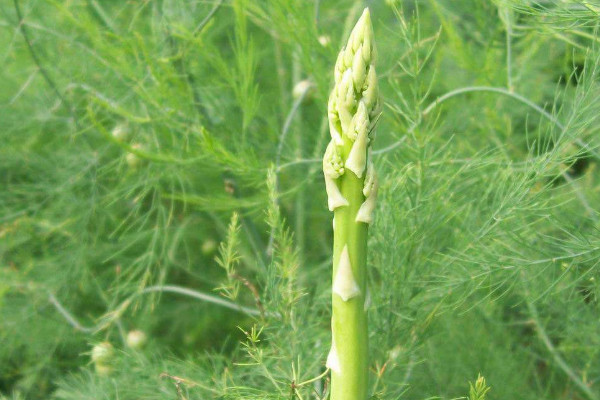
[469,374,491,400]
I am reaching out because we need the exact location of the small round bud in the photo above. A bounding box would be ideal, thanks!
[91,342,114,365]
[388,345,403,362]
[95,363,113,376]
[224,179,236,194]
[318,35,331,47]
[126,143,144,168]
[201,239,217,256]
[292,80,313,101]
[111,123,129,141]
[126,330,148,350]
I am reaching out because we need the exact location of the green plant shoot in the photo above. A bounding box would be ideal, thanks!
[323,8,381,400]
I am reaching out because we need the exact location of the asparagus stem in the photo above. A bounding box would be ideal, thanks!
[331,170,369,399]
[323,8,381,400]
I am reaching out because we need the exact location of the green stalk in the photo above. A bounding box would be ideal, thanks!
[323,9,381,400]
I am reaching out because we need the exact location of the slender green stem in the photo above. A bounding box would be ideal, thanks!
[296,368,330,388]
[141,285,265,317]
[501,7,513,92]
[14,0,75,119]
[421,85,600,160]
[525,296,598,400]
[48,293,97,333]
[48,284,268,336]
[332,154,369,400]
[87,0,117,32]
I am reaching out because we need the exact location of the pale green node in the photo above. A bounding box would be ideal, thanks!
[325,174,348,211]
[326,337,341,374]
[356,163,379,224]
[333,245,361,301]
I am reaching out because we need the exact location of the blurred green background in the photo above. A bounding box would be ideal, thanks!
[1,0,600,399]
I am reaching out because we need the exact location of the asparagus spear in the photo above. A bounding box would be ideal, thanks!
[323,8,381,400]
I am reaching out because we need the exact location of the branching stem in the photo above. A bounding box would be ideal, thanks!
[141,285,265,317]
[421,86,599,161]
[13,0,74,118]
[48,293,97,334]
[296,368,330,388]
[525,298,599,400]
[48,284,269,335]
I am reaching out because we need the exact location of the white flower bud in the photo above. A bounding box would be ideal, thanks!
[111,123,129,141]
[388,345,403,361]
[318,35,331,47]
[91,342,114,365]
[92,341,115,374]
[292,80,312,100]
[126,330,147,350]
[201,239,217,256]
[126,143,144,168]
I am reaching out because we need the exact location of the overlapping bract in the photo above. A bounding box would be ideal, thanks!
[323,8,381,220]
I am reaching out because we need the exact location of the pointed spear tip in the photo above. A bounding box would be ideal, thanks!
[359,7,371,25]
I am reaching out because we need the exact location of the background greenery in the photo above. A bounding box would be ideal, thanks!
[1,0,600,399]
